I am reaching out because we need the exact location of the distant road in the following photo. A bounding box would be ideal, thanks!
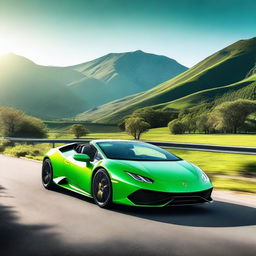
[0,155,255,256]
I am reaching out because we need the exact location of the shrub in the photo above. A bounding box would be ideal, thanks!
[168,120,186,134]
[0,140,14,152]
[69,124,89,138]
[239,162,256,177]
[0,142,4,153]
[0,107,24,136]
[0,107,47,138]
[196,114,211,134]
[4,144,42,158]
[210,99,256,133]
[15,116,48,138]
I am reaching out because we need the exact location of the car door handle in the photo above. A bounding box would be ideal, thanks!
[64,160,70,165]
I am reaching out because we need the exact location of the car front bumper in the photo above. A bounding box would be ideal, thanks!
[127,188,213,206]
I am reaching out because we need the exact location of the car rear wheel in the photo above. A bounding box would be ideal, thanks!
[92,169,112,208]
[42,159,55,189]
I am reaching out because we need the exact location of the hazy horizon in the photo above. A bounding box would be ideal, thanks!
[0,0,255,68]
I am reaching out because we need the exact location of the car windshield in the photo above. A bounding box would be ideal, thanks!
[97,141,181,161]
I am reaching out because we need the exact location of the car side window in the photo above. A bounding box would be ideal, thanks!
[81,145,97,161]
[94,151,103,162]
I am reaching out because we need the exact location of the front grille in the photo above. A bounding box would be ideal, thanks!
[169,196,208,206]
[128,188,213,206]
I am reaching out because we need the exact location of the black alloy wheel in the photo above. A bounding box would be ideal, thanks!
[92,169,112,208]
[42,159,55,189]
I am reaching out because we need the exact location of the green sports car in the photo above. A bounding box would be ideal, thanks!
[42,140,213,208]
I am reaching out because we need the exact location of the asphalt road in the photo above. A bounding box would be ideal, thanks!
[0,155,255,256]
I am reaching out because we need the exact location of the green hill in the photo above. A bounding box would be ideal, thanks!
[0,54,86,119]
[68,50,187,107]
[160,74,256,110]
[76,37,256,123]
[0,52,187,119]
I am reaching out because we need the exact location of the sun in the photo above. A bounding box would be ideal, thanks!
[0,34,17,56]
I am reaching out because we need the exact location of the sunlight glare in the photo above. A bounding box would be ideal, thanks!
[0,34,16,56]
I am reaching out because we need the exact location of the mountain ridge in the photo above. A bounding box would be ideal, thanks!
[67,50,188,107]
[76,37,256,123]
[0,50,187,119]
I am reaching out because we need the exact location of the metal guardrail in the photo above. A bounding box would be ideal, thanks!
[3,137,92,148]
[146,141,256,155]
[3,137,256,155]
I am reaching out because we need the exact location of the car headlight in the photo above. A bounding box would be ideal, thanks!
[126,172,153,183]
[191,163,210,183]
[201,171,209,182]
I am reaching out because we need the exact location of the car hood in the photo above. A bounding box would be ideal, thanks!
[118,159,198,180]
[115,159,211,192]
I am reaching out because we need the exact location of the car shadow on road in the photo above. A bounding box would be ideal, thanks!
[0,184,158,256]
[112,200,256,228]
[0,184,72,256]
[52,186,256,228]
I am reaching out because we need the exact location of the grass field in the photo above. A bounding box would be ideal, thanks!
[49,126,256,147]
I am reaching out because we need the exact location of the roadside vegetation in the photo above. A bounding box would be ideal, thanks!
[69,124,90,139]
[125,117,150,140]
[119,99,256,136]
[0,105,255,194]
[1,139,255,193]
[168,99,256,134]
[0,107,47,138]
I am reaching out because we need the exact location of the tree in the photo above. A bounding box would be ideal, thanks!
[131,107,178,128]
[70,124,89,138]
[168,119,186,134]
[132,107,156,127]
[0,107,47,138]
[210,99,256,133]
[178,109,190,119]
[117,116,129,131]
[0,107,24,136]
[196,114,211,134]
[125,117,150,140]
[182,114,197,133]
[241,119,256,133]
[155,109,178,127]
[16,116,48,138]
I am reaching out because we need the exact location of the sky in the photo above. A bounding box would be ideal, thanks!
[0,0,255,67]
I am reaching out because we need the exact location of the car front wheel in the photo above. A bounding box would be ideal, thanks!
[92,168,112,208]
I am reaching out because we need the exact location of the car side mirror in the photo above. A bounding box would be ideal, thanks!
[73,153,90,163]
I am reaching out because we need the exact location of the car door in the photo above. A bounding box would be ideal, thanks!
[64,145,96,193]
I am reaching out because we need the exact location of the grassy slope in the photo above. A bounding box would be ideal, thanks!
[161,74,256,109]
[69,50,188,110]
[76,37,256,123]
[75,94,138,122]
[0,54,87,119]
[0,51,187,120]
[72,50,187,88]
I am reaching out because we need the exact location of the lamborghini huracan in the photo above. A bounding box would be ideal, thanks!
[42,140,213,208]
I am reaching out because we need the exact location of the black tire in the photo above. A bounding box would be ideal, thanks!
[92,168,112,208]
[42,159,55,189]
